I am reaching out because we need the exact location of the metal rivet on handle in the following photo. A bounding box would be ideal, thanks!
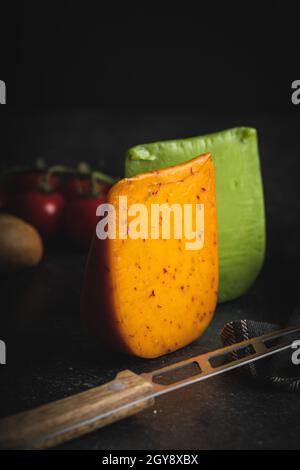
[107,382,124,392]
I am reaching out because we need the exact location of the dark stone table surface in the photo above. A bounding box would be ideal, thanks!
[0,110,300,449]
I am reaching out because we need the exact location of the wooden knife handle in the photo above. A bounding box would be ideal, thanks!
[0,370,154,450]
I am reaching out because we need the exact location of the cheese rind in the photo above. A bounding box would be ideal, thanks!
[81,154,218,358]
[125,127,266,303]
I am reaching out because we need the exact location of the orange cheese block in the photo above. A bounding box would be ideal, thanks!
[81,153,218,358]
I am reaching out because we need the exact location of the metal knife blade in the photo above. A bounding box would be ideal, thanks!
[142,325,300,397]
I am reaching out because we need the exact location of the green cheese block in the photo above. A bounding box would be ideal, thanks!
[125,127,266,303]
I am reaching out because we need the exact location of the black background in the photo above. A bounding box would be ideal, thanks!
[1,0,300,451]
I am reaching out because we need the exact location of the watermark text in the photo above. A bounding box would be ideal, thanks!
[0,80,6,104]
[291,340,300,365]
[291,80,300,105]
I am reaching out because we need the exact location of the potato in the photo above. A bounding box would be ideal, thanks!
[0,214,43,273]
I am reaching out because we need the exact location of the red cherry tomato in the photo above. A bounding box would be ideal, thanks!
[61,178,110,201]
[11,191,66,238]
[2,171,60,194]
[64,196,106,249]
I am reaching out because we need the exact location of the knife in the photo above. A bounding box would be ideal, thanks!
[0,325,299,450]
